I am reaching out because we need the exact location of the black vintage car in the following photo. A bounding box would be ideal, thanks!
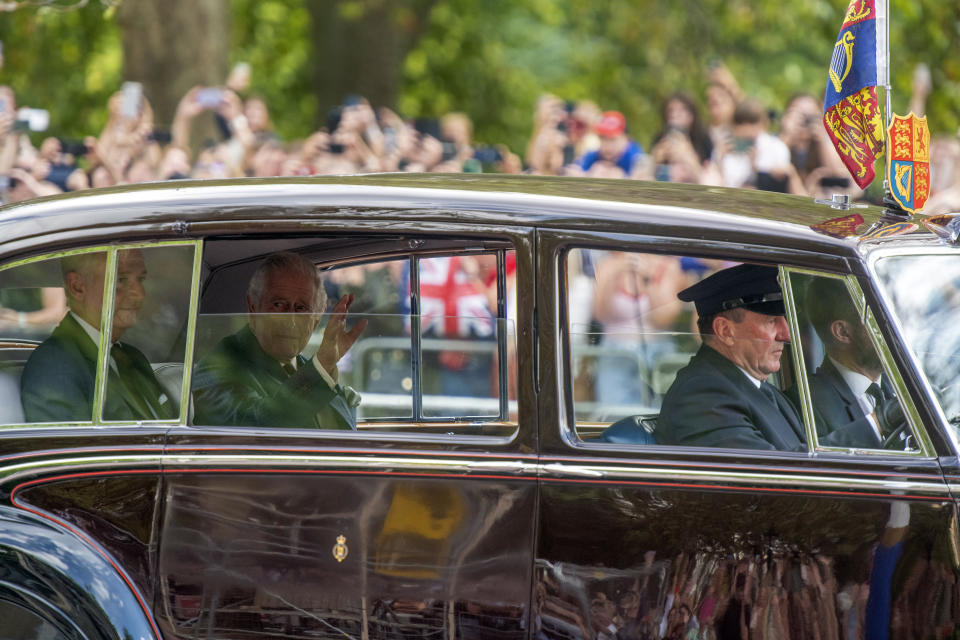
[0,174,959,640]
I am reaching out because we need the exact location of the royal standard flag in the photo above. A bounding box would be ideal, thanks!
[887,113,930,212]
[823,0,887,189]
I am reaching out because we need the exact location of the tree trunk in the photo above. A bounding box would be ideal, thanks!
[306,0,435,127]
[117,0,229,134]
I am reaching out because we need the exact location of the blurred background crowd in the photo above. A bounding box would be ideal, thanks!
[3,59,960,214]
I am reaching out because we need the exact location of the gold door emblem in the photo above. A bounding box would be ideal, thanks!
[333,535,349,562]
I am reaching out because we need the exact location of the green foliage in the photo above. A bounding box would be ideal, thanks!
[0,4,121,141]
[2,0,959,152]
[401,0,960,154]
[230,0,315,141]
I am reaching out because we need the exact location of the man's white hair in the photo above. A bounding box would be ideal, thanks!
[246,252,326,311]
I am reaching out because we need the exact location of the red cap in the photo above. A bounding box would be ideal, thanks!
[595,110,626,137]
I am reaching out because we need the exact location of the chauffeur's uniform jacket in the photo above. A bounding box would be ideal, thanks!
[657,344,877,450]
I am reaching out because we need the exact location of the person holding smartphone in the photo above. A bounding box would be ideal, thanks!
[719,98,793,192]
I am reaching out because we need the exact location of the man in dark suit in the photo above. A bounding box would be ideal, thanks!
[796,277,904,448]
[20,250,176,422]
[192,252,367,429]
[656,264,878,450]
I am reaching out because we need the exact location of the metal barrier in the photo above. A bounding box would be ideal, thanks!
[346,336,507,421]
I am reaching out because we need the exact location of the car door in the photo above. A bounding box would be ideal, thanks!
[534,230,958,640]
[0,241,198,640]
[157,223,538,639]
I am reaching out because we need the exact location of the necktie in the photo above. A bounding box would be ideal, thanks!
[866,382,884,408]
[760,382,780,407]
[111,343,159,420]
[282,362,297,377]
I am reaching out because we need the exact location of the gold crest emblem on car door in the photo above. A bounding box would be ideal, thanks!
[333,534,349,563]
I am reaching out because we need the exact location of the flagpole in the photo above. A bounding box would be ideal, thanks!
[882,0,892,198]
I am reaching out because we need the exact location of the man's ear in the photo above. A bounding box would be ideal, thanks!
[245,294,256,314]
[712,315,736,345]
[65,271,84,301]
[829,319,852,344]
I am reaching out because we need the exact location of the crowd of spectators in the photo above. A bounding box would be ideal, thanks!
[2,61,959,213]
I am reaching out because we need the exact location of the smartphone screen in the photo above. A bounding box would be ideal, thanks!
[195,88,223,109]
[122,82,143,119]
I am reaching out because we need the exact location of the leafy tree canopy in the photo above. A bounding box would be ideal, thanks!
[1,0,957,153]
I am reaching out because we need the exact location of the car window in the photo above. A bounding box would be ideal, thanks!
[324,257,413,419]
[786,270,920,452]
[2,244,194,426]
[1,253,80,424]
[101,245,195,423]
[566,248,805,450]
[417,253,515,419]
[874,253,960,441]
[190,241,517,434]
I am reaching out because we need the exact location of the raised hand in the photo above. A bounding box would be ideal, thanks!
[315,293,368,381]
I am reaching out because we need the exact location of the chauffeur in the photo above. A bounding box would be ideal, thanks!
[656,264,879,450]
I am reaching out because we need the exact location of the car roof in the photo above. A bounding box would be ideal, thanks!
[0,174,935,259]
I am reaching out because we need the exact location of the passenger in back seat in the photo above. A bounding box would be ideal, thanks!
[20,250,176,422]
[192,252,365,429]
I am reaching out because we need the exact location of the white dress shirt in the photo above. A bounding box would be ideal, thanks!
[829,356,883,440]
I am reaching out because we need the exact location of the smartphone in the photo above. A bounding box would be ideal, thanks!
[733,136,754,153]
[472,146,502,164]
[195,87,223,109]
[16,108,49,132]
[819,175,851,189]
[147,129,173,145]
[121,81,142,119]
[59,138,88,157]
[440,142,459,163]
[756,171,789,193]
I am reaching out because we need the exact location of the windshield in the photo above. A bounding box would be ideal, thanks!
[875,252,960,435]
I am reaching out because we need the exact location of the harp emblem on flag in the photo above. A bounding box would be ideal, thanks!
[829,31,856,93]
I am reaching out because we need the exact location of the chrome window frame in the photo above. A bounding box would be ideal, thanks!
[553,241,934,458]
[780,266,933,458]
[0,239,202,429]
[191,240,519,432]
[411,250,513,424]
[98,240,202,426]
